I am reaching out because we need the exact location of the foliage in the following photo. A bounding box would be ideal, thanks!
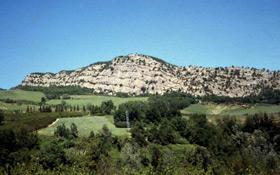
[1,90,280,174]
[91,100,115,115]
[131,123,147,147]
[147,120,179,145]
[0,110,3,125]
[16,85,93,99]
[86,124,116,170]
[54,123,78,139]
[38,141,67,169]
[114,101,148,125]
[116,92,129,98]
[120,142,142,171]
[39,116,128,137]
[149,91,196,110]
[0,127,39,169]
[0,111,83,132]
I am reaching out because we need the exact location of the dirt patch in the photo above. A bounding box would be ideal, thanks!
[48,118,59,127]
[0,106,7,110]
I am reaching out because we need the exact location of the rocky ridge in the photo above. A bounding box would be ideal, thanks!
[21,54,280,97]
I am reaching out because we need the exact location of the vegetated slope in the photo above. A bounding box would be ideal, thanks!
[182,104,280,116]
[46,95,148,108]
[0,89,45,102]
[21,53,280,97]
[38,116,128,137]
[0,101,40,111]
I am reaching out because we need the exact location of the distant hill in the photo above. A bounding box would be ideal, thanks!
[21,54,280,97]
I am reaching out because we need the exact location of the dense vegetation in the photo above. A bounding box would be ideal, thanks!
[114,92,194,127]
[0,111,83,132]
[15,85,93,99]
[1,90,280,174]
[1,110,280,174]
[90,100,115,116]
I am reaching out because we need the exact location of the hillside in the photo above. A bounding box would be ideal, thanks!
[0,89,46,102]
[21,54,280,97]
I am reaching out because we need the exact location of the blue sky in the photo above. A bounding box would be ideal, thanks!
[0,0,280,89]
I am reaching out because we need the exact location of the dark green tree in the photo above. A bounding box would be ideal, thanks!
[0,110,4,125]
[39,141,66,169]
[70,123,78,138]
[41,97,46,103]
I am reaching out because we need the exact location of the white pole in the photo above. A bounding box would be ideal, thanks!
[126,110,130,131]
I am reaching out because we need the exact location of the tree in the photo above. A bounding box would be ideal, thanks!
[70,123,78,138]
[121,142,142,171]
[101,100,115,114]
[61,101,66,107]
[89,131,95,138]
[41,97,46,103]
[54,124,71,139]
[151,145,162,169]
[87,125,114,170]
[39,141,66,169]
[131,123,147,147]
[0,129,17,167]
[0,110,4,125]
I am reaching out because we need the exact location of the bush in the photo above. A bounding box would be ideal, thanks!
[0,110,3,125]
[114,121,127,128]
[91,100,115,115]
[62,94,71,99]
[38,141,66,169]
[116,92,129,98]
[46,93,57,100]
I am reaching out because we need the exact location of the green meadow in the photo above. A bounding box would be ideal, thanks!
[46,95,148,108]
[38,115,128,137]
[0,101,39,112]
[0,89,45,102]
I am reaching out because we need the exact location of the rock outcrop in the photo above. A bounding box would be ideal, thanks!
[21,54,280,97]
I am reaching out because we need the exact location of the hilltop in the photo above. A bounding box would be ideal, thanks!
[21,54,280,97]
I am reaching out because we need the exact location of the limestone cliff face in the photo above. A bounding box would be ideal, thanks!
[21,54,280,97]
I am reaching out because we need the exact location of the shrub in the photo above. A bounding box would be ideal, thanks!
[0,110,3,125]
[38,141,66,169]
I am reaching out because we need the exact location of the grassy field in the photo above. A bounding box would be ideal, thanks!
[46,95,148,108]
[38,115,128,137]
[181,104,280,116]
[0,101,40,112]
[0,89,147,111]
[0,89,45,102]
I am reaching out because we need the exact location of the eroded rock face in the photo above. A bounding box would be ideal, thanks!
[21,54,280,97]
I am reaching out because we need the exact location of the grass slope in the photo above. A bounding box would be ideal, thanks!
[0,89,45,102]
[0,101,39,112]
[47,95,148,108]
[38,115,128,137]
[181,104,280,116]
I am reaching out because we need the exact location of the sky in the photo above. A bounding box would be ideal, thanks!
[0,0,280,89]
